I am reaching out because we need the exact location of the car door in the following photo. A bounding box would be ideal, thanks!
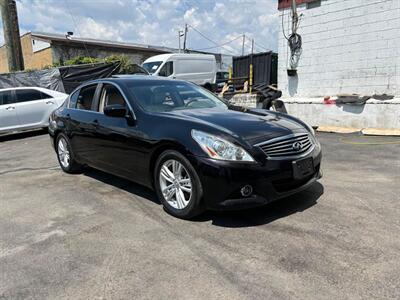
[66,83,101,165]
[158,61,174,78]
[90,83,144,181]
[0,90,19,132]
[14,88,56,128]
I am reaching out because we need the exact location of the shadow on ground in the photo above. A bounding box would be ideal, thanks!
[84,168,160,205]
[0,129,48,142]
[195,182,324,227]
[84,168,324,228]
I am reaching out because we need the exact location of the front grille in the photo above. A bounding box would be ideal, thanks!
[256,133,314,158]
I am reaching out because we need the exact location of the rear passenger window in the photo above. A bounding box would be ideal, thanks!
[15,89,52,103]
[77,84,97,110]
[0,90,14,105]
[68,90,79,108]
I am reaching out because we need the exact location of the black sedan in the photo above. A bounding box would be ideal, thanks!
[49,76,322,219]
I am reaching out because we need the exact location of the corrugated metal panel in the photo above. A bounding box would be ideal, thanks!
[232,52,278,86]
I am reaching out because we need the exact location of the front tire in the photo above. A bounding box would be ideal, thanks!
[154,150,204,219]
[56,133,84,174]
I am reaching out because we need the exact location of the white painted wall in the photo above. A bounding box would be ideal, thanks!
[284,98,400,129]
[278,0,400,98]
[31,39,50,53]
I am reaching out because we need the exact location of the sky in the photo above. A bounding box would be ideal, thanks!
[0,0,280,55]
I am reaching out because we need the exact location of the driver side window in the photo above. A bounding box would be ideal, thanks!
[158,61,173,77]
[99,84,126,113]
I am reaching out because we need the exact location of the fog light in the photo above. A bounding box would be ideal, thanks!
[240,185,253,197]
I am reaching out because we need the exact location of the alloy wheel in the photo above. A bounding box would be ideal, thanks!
[159,159,192,210]
[58,137,70,168]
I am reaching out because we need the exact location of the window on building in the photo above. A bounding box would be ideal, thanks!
[307,0,321,9]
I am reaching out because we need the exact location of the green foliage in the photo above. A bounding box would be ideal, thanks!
[63,56,102,66]
[50,54,136,74]
[104,55,131,73]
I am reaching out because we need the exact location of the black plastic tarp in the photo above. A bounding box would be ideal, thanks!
[59,62,120,94]
[233,52,278,86]
[0,68,65,92]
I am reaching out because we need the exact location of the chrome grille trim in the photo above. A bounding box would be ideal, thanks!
[255,133,315,159]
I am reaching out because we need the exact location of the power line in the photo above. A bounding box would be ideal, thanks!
[62,0,94,65]
[192,35,243,51]
[186,24,239,55]
[245,35,272,52]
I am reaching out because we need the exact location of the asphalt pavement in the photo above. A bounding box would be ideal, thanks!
[0,131,399,299]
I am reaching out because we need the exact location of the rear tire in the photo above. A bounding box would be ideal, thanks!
[154,150,205,219]
[56,133,84,174]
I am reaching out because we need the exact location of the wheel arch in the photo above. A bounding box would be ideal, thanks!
[148,141,192,188]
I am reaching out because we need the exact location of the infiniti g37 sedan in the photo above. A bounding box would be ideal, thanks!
[0,87,67,134]
[49,76,322,219]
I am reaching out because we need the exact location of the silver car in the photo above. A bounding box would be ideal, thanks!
[0,87,67,134]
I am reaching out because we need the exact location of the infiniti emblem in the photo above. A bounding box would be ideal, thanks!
[292,142,302,151]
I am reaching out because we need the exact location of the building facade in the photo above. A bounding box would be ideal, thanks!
[278,0,400,98]
[0,32,232,74]
[0,32,175,73]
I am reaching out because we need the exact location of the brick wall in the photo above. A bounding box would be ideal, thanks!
[278,0,400,98]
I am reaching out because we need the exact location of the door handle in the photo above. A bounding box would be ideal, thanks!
[65,113,71,119]
[92,119,99,127]
[46,101,54,105]
[6,106,15,110]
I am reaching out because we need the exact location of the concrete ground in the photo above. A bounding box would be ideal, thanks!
[0,131,399,300]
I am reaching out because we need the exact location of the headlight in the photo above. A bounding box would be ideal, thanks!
[304,122,315,136]
[191,130,255,162]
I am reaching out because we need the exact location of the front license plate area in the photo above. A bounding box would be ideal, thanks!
[293,157,314,179]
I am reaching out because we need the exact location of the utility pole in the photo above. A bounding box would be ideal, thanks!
[182,23,188,53]
[0,0,24,71]
[291,0,299,34]
[178,30,184,53]
[241,34,245,56]
[249,38,254,94]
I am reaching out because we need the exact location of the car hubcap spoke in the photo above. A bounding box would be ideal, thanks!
[159,159,192,210]
[176,188,186,209]
[162,184,176,201]
[58,138,70,168]
[161,165,175,182]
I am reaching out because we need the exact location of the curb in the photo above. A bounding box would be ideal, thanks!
[317,126,400,136]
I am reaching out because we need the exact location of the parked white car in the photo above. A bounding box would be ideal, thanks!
[142,53,217,90]
[0,87,67,134]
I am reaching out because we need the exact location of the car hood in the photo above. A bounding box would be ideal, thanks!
[167,107,308,144]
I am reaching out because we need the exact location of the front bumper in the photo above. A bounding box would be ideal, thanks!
[188,147,322,210]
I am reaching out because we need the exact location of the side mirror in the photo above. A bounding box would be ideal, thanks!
[104,104,128,118]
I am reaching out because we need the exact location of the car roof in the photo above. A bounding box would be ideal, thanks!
[143,53,216,63]
[0,86,47,92]
[86,75,188,86]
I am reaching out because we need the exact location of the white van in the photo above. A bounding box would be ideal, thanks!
[142,53,217,90]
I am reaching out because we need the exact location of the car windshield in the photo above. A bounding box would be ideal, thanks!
[126,81,228,112]
[142,61,163,74]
